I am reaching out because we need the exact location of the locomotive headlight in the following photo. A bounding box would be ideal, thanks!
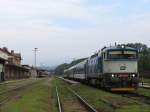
[112,74,115,77]
[132,74,135,77]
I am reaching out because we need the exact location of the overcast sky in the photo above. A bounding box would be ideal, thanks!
[0,0,150,66]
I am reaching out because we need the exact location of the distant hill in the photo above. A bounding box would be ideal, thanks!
[38,66,56,72]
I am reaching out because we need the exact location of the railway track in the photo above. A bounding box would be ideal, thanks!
[0,78,45,105]
[67,87,98,112]
[55,85,98,112]
[0,80,36,95]
[59,78,150,109]
[0,79,29,85]
[0,78,38,94]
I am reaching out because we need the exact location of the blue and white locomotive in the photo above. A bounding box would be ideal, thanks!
[64,45,139,91]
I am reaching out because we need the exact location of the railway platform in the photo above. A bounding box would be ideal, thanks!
[58,77,79,84]
[139,83,150,89]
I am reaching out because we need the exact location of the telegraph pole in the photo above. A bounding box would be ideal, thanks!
[33,48,38,68]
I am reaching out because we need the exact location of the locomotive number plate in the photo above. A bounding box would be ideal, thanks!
[120,66,126,70]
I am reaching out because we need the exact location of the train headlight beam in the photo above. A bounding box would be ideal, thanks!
[112,74,115,77]
[132,74,135,77]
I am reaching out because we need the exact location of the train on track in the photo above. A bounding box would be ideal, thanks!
[64,45,139,91]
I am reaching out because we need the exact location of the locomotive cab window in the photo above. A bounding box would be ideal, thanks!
[103,52,107,59]
[108,50,137,60]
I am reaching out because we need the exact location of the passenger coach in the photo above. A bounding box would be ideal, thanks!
[64,45,139,91]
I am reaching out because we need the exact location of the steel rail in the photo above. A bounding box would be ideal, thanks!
[56,86,62,112]
[56,77,98,112]
[58,77,98,112]
[67,87,98,112]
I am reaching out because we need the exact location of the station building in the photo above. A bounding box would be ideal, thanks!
[0,47,31,80]
[0,47,49,81]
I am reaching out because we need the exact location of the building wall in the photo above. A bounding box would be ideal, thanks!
[0,50,8,60]
[5,64,30,80]
[29,68,38,78]
[8,56,21,65]
[0,47,29,81]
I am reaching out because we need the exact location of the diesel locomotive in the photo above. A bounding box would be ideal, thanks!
[64,45,139,91]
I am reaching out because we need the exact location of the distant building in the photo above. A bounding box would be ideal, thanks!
[22,65,38,78]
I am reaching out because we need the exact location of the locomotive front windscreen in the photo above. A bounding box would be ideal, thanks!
[108,50,137,60]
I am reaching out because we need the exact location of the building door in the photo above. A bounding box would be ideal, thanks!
[0,64,4,81]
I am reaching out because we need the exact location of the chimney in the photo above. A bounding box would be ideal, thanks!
[2,47,8,51]
[11,50,14,54]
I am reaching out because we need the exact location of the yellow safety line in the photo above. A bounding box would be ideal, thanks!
[111,88,135,91]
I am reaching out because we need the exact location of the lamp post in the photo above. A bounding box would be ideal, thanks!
[33,48,38,68]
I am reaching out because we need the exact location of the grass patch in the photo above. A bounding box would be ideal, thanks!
[115,105,150,112]
[136,88,150,97]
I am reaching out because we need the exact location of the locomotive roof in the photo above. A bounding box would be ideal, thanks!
[102,46,137,52]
